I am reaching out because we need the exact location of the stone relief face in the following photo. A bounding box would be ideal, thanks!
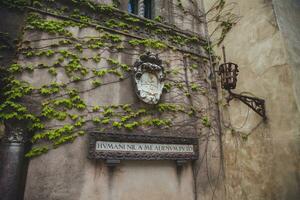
[133,53,165,104]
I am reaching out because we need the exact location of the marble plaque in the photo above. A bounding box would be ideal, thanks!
[88,133,198,161]
[96,141,194,153]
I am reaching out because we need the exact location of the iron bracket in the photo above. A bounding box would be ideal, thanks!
[227,90,266,120]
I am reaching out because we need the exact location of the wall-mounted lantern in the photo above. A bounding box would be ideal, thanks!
[217,46,267,120]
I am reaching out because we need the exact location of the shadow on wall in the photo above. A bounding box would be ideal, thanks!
[273,0,300,111]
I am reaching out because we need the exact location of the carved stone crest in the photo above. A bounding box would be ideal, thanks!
[133,52,165,104]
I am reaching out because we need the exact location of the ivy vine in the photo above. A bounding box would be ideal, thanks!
[0,0,213,158]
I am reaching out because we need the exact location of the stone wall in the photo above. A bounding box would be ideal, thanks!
[5,0,300,200]
[203,0,300,199]
[0,1,225,200]
[118,0,206,35]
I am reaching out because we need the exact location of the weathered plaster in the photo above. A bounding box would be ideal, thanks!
[273,0,300,112]
[204,0,300,199]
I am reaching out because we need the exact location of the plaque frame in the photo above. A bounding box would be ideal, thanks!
[88,132,199,161]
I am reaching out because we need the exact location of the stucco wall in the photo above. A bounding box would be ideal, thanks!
[273,0,300,112]
[203,0,300,199]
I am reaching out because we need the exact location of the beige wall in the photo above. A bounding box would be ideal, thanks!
[204,0,300,199]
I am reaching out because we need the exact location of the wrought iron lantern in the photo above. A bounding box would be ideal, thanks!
[217,46,267,120]
[218,62,239,90]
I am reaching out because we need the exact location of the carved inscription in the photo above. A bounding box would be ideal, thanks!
[96,141,194,153]
[88,133,199,160]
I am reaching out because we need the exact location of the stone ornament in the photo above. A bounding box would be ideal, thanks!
[133,52,165,104]
[1,127,25,144]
